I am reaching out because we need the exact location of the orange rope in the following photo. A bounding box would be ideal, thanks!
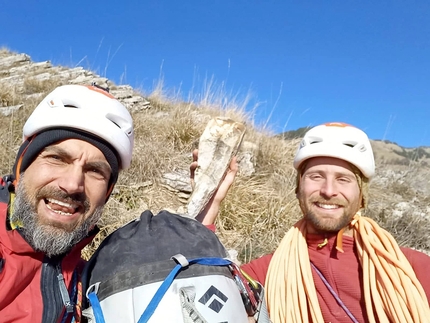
[74,279,83,323]
[353,214,429,322]
[265,212,430,323]
[266,219,323,322]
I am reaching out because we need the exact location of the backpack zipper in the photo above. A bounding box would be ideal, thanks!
[57,264,74,314]
[41,258,74,322]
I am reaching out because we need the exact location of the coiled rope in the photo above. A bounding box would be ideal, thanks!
[265,212,430,323]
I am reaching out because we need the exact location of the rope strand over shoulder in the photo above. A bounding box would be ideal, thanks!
[352,213,430,323]
[266,219,323,323]
[265,213,430,323]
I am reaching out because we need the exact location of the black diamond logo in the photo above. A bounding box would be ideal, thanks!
[198,285,229,313]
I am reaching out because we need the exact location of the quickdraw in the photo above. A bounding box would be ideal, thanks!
[229,263,263,317]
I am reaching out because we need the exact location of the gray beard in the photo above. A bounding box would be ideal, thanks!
[10,174,103,257]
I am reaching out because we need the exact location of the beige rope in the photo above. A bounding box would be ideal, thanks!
[266,219,323,323]
[265,213,430,323]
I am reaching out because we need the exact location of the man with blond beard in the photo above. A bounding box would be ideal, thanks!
[203,122,430,323]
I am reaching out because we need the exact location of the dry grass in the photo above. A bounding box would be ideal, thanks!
[217,175,301,262]
[0,47,14,57]
[367,208,430,252]
[1,60,430,261]
[0,85,15,107]
[0,102,31,175]
[80,84,306,260]
[22,77,63,94]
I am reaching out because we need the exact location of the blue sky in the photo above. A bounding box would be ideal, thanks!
[1,1,430,147]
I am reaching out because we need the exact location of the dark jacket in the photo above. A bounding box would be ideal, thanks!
[0,176,97,323]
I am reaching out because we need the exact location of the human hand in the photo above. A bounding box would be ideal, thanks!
[190,149,238,224]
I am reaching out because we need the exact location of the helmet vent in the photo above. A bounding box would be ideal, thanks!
[342,141,357,148]
[308,136,322,145]
[293,123,375,178]
[64,105,78,109]
[358,144,367,152]
[106,112,133,137]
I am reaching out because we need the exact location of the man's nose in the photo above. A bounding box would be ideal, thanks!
[320,179,338,198]
[57,166,85,194]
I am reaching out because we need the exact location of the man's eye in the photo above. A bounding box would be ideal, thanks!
[309,174,323,180]
[47,154,63,161]
[338,177,351,183]
[89,168,108,179]
[90,168,102,175]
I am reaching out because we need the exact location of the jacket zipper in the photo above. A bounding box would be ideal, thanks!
[41,258,74,323]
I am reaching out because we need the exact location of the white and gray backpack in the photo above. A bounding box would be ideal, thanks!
[81,210,269,323]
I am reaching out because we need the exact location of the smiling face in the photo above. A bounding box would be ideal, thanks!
[11,139,111,256]
[297,157,362,234]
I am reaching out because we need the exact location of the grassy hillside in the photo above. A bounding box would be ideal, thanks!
[1,48,429,262]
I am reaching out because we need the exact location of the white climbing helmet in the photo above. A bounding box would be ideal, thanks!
[23,84,134,169]
[293,122,375,178]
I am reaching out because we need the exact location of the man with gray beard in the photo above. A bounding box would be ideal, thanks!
[0,84,134,323]
[12,174,103,257]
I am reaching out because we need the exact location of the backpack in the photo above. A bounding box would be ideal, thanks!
[81,210,266,323]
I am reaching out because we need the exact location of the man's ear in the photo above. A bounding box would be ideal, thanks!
[295,178,301,198]
[294,170,302,198]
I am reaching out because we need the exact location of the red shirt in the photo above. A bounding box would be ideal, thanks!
[242,234,430,323]
[0,200,96,323]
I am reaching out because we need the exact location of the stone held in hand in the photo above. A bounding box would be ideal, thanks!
[186,116,246,219]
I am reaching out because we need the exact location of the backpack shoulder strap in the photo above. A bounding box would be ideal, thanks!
[0,175,12,202]
[0,175,13,273]
[0,175,15,227]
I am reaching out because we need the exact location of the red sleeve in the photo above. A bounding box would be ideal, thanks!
[240,254,273,286]
[204,224,216,232]
[401,247,430,303]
